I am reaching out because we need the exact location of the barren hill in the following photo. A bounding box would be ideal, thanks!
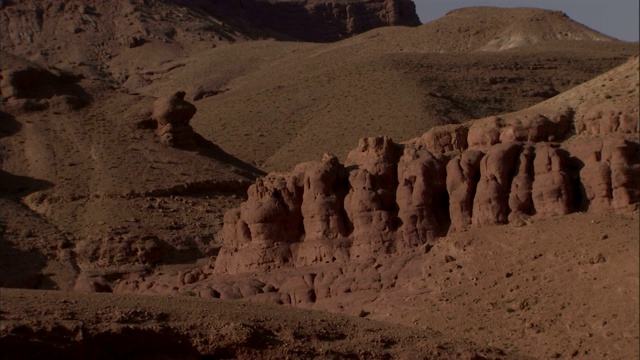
[363,6,616,53]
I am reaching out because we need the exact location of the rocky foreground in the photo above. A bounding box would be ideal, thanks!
[0,288,519,360]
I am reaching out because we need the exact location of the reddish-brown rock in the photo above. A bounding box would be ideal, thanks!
[446,150,485,233]
[214,128,638,275]
[411,124,469,154]
[294,153,351,266]
[531,143,572,216]
[602,138,640,212]
[508,145,535,220]
[472,142,522,226]
[343,136,402,260]
[213,0,421,43]
[467,110,572,148]
[214,170,305,274]
[575,104,639,135]
[396,148,448,248]
[152,91,197,147]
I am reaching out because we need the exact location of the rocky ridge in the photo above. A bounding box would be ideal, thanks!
[214,56,640,274]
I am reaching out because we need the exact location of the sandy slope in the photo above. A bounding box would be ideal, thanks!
[0,288,521,359]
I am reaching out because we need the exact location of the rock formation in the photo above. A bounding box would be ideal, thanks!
[214,101,639,274]
[152,91,197,147]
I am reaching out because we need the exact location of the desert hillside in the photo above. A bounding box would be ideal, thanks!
[0,1,638,359]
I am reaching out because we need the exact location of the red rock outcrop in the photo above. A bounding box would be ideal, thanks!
[446,150,484,233]
[343,137,402,260]
[295,153,351,266]
[567,137,640,214]
[574,103,639,135]
[472,142,522,226]
[396,148,448,248]
[214,168,305,274]
[508,146,535,221]
[531,143,573,216]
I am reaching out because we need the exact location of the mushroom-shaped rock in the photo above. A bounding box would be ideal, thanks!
[152,91,197,147]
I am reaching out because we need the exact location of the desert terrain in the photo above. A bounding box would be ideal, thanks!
[0,0,638,359]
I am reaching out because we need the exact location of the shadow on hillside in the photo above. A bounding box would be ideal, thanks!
[0,111,21,138]
[0,327,204,360]
[0,170,54,201]
[0,235,49,289]
[195,134,266,179]
[0,111,55,200]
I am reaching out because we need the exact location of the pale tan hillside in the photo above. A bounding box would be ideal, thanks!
[355,6,616,54]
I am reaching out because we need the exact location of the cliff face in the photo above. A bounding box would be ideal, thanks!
[214,114,639,274]
[258,0,421,42]
[196,0,421,42]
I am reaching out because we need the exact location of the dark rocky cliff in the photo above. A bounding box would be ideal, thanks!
[175,0,421,42]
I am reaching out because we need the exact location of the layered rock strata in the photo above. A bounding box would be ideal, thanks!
[215,106,639,274]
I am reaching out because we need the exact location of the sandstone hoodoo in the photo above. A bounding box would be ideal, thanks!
[215,131,639,273]
[152,91,198,147]
[215,57,640,275]
[1,1,639,358]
